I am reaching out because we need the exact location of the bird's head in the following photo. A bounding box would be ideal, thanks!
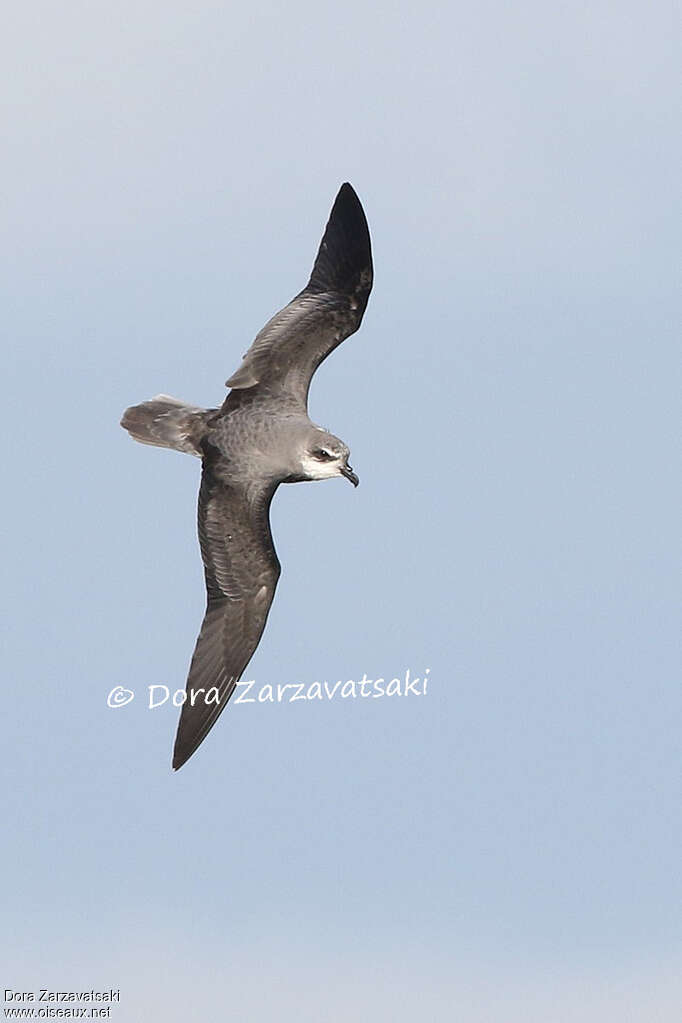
[298,429,359,487]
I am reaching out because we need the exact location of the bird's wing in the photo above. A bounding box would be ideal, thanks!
[224,182,373,408]
[172,467,280,770]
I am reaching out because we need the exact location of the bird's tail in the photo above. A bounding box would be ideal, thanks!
[120,395,210,457]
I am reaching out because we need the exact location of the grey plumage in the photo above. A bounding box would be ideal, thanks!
[120,395,207,456]
[121,183,373,770]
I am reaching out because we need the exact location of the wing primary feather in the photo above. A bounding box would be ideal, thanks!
[171,470,280,769]
[224,182,373,404]
[306,181,373,300]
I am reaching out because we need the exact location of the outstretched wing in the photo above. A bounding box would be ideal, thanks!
[172,467,280,770]
[225,182,373,407]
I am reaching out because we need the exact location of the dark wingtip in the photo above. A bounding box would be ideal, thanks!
[329,181,370,244]
[307,183,373,300]
[172,738,192,771]
[335,181,361,208]
[172,713,215,771]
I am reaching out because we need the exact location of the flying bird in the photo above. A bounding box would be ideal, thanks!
[121,183,373,769]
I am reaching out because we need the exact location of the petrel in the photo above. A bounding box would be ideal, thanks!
[121,183,373,770]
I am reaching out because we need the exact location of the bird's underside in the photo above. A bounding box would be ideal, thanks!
[121,183,373,769]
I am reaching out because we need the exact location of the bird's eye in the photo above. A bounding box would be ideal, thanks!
[314,448,334,461]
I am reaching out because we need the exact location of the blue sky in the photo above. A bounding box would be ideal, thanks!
[2,2,680,1019]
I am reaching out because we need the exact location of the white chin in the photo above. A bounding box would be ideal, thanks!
[300,457,340,481]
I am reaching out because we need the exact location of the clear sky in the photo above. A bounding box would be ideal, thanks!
[2,2,680,1020]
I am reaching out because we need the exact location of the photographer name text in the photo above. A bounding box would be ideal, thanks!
[106,669,430,710]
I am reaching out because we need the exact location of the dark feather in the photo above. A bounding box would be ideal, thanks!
[172,468,280,769]
[120,395,208,456]
[224,182,373,405]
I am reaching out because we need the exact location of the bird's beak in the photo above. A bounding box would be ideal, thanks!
[340,462,359,487]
